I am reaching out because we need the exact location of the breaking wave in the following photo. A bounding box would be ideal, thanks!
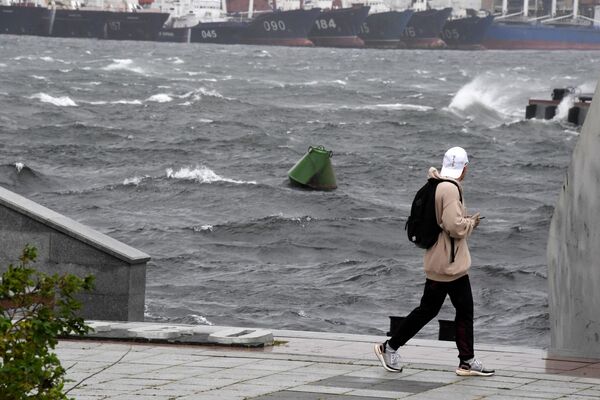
[29,93,77,107]
[165,166,256,185]
[102,59,146,74]
[147,93,173,103]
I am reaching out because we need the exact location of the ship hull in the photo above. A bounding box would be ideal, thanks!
[441,14,494,50]
[401,8,451,48]
[157,27,192,43]
[190,20,249,44]
[191,9,320,46]
[359,10,414,48]
[104,12,169,41]
[483,21,600,50]
[243,8,320,46]
[308,6,370,47]
[0,5,51,35]
[0,5,168,41]
[48,9,106,38]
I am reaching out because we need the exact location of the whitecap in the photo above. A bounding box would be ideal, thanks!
[188,314,213,325]
[15,162,24,172]
[355,103,433,112]
[166,166,256,185]
[146,94,173,103]
[31,75,47,80]
[0,63,6,67]
[193,224,214,232]
[123,176,146,186]
[40,56,54,62]
[113,99,143,105]
[102,59,145,74]
[167,56,184,64]
[29,93,77,107]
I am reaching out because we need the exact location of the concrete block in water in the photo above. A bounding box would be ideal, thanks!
[547,78,600,360]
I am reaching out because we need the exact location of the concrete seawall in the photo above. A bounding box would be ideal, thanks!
[0,186,150,321]
[547,78,600,359]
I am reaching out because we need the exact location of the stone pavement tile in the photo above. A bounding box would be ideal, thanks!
[247,371,328,387]
[520,381,593,392]
[456,377,526,390]
[492,389,564,399]
[343,366,420,379]
[213,382,292,398]
[347,388,412,399]
[483,375,537,385]
[295,363,368,375]
[107,394,176,400]
[203,366,279,380]
[244,358,313,371]
[185,356,259,368]
[575,388,600,397]
[314,375,388,389]
[67,386,132,398]
[397,370,462,384]
[420,383,499,398]
[573,377,600,384]
[131,365,219,380]
[518,373,581,382]
[176,376,240,391]
[254,390,393,400]
[288,384,351,394]
[177,392,246,400]
[559,396,600,400]
[482,396,534,400]
[130,384,200,398]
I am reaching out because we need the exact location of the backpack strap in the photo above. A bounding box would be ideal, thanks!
[435,179,462,263]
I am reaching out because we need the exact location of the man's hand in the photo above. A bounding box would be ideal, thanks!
[471,212,481,229]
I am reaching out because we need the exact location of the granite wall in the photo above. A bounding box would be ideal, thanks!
[547,79,600,359]
[0,187,150,321]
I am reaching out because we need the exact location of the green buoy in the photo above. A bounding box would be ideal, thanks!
[288,146,337,190]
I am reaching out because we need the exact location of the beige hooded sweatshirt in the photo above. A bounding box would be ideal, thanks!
[423,167,476,282]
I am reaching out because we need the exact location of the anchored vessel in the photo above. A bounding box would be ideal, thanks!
[359,9,414,48]
[440,13,494,49]
[401,7,452,48]
[190,8,321,45]
[308,5,370,47]
[482,0,600,49]
[0,0,169,41]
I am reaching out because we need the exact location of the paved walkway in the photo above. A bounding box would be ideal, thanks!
[58,326,600,400]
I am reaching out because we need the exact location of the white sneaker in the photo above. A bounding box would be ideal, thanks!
[456,358,495,376]
[374,342,403,372]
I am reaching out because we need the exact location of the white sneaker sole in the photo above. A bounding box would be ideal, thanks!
[373,344,402,373]
[456,368,494,377]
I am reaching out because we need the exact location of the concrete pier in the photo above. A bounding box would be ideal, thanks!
[0,186,150,321]
[547,78,600,360]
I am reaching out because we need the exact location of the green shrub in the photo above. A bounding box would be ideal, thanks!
[0,244,94,400]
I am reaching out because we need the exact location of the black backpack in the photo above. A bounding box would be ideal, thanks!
[405,178,462,250]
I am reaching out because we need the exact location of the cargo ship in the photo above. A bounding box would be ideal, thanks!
[308,4,370,47]
[401,7,452,48]
[190,8,321,45]
[358,9,414,48]
[440,12,494,49]
[483,20,600,50]
[0,4,52,36]
[156,0,225,43]
[482,0,600,49]
[0,0,169,41]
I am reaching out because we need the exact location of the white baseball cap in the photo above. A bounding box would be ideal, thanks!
[440,147,469,179]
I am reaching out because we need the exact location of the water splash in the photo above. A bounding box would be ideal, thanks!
[166,166,256,185]
[29,93,77,107]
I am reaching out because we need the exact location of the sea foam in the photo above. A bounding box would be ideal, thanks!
[166,166,256,185]
[30,93,77,107]
[102,59,145,74]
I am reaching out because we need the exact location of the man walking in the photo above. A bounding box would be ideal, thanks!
[375,146,494,377]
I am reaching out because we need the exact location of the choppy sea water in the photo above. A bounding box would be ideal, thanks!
[1,34,598,348]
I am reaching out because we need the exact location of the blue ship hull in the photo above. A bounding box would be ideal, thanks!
[441,14,494,49]
[358,10,414,48]
[0,5,50,35]
[483,20,600,50]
